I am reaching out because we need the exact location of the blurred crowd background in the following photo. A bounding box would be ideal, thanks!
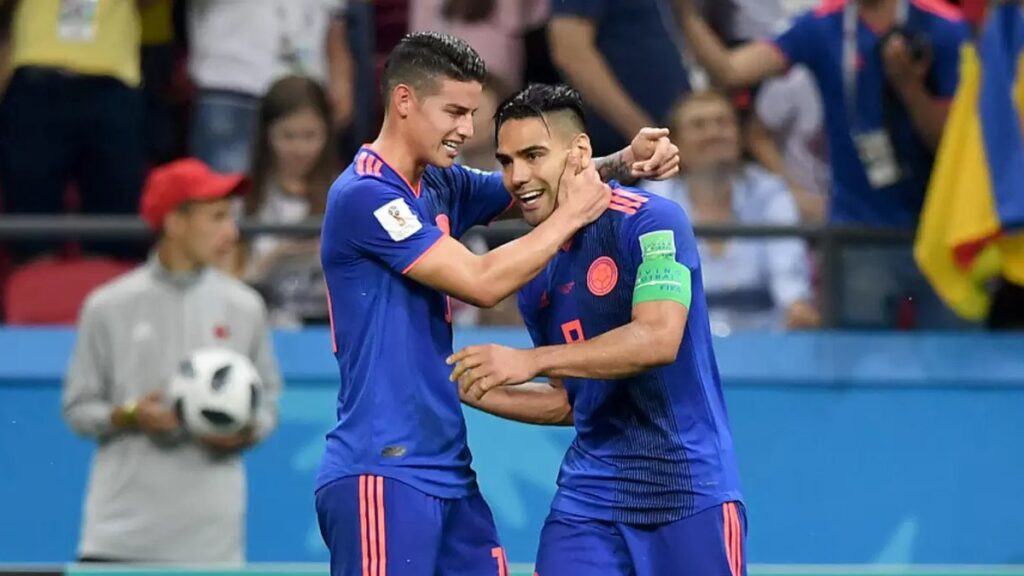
[0,0,1020,335]
[1,1,1024,570]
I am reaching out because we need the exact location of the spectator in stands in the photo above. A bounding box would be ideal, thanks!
[677,0,973,329]
[697,0,789,47]
[0,1,12,96]
[645,91,820,332]
[0,0,147,261]
[747,66,831,222]
[239,75,337,328]
[62,158,282,563]
[408,0,549,92]
[187,0,353,173]
[139,0,179,166]
[548,0,690,156]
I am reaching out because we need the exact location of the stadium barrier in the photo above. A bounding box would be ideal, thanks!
[0,215,914,328]
[2,328,1023,567]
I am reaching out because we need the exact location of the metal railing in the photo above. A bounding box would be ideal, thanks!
[0,215,916,328]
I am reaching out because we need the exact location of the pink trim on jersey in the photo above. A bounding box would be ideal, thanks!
[364,146,423,198]
[401,234,445,275]
[911,0,963,21]
[812,0,962,22]
[814,0,846,17]
[611,188,649,203]
[355,152,369,176]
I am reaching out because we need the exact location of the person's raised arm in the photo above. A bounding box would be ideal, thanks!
[676,0,787,89]
[548,16,657,144]
[325,12,355,129]
[593,128,681,185]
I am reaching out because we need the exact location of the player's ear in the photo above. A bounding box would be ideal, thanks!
[392,84,414,119]
[571,133,593,168]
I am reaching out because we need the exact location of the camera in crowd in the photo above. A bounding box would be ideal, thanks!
[879,27,933,66]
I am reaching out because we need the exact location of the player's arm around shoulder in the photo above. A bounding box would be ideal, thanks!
[675,0,788,89]
[459,378,574,427]
[406,152,610,307]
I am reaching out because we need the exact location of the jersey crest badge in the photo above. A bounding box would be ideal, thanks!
[587,256,619,296]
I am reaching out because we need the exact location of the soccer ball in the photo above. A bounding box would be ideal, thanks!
[169,347,262,439]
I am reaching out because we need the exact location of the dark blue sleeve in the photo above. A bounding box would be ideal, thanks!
[332,180,444,274]
[772,11,819,69]
[930,18,970,98]
[550,0,606,21]
[620,196,699,276]
[427,165,513,238]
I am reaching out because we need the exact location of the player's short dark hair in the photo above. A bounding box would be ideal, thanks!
[493,84,587,142]
[381,32,486,98]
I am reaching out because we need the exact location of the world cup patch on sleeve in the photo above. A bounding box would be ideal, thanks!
[639,230,676,261]
[373,198,423,241]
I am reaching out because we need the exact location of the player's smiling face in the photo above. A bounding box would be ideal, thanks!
[411,78,482,168]
[496,116,589,227]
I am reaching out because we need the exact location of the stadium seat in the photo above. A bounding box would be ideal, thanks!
[3,258,136,325]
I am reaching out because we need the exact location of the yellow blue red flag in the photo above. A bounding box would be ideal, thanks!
[914,3,1024,321]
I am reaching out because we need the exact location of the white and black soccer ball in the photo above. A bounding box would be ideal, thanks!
[169,347,262,439]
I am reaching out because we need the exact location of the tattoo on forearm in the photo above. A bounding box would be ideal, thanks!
[595,152,635,185]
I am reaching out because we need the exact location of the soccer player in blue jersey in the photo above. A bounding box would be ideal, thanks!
[315,32,681,576]
[449,84,746,576]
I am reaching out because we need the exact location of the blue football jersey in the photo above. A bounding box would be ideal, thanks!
[317,147,512,498]
[518,185,743,525]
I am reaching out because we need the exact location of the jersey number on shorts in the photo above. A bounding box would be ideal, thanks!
[561,319,586,343]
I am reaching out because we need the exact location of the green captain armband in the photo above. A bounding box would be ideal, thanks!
[633,230,692,307]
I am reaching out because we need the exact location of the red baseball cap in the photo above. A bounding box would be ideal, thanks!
[140,158,250,230]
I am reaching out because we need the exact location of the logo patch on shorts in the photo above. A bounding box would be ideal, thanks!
[587,256,619,296]
[381,446,407,458]
[373,198,422,241]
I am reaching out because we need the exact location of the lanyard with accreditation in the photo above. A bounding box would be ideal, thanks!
[843,0,912,189]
